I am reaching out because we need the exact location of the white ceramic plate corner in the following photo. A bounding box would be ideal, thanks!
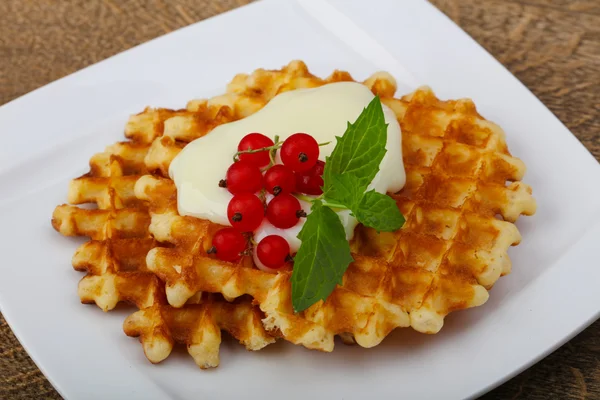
[1,1,599,399]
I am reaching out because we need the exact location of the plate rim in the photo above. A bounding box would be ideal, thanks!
[1,0,599,399]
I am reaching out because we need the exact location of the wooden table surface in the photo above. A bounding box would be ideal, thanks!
[1,0,599,398]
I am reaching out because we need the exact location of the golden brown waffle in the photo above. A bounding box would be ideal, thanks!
[53,60,537,365]
[137,63,536,352]
[51,97,275,367]
[124,294,271,368]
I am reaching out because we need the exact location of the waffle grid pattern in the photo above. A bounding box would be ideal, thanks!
[53,60,536,364]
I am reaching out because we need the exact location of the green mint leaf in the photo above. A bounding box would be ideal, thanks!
[355,190,405,232]
[330,175,404,232]
[322,96,388,201]
[328,174,362,210]
[291,200,354,313]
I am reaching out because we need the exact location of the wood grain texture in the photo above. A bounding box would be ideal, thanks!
[0,0,598,399]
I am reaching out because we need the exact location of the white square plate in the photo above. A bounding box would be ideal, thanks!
[1,0,599,399]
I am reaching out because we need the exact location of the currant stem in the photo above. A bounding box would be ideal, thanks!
[233,138,331,163]
[320,200,347,209]
[268,135,279,168]
[240,248,253,257]
[295,193,348,210]
[233,142,282,162]
[295,193,317,203]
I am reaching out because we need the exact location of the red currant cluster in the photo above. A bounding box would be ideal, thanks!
[208,132,326,270]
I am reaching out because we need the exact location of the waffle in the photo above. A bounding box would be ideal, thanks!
[51,101,275,367]
[137,63,536,352]
[53,60,537,365]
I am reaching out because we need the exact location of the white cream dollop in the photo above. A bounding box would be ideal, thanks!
[169,82,406,268]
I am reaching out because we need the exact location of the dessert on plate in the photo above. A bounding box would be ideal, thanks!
[52,60,536,368]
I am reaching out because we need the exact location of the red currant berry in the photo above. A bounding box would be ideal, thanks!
[281,133,319,173]
[295,160,325,195]
[257,235,291,269]
[227,193,264,232]
[266,193,306,229]
[224,160,263,194]
[237,133,274,167]
[264,165,295,196]
[208,228,247,262]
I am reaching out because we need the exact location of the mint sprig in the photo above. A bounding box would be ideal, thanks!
[355,190,404,232]
[333,174,405,232]
[290,201,354,313]
[291,96,405,313]
[322,96,387,201]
